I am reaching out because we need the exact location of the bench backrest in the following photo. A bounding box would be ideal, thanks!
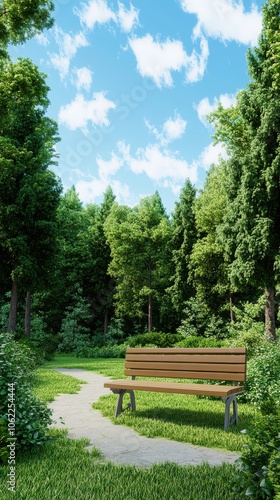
[124,347,247,383]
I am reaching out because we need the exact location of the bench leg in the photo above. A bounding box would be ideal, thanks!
[111,389,136,417]
[222,395,238,430]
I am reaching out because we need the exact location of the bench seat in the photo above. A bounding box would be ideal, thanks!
[104,379,244,398]
[104,347,247,430]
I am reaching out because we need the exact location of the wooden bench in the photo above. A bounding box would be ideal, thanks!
[104,347,247,430]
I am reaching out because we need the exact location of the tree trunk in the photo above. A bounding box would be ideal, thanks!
[148,259,152,332]
[104,309,109,338]
[7,281,18,332]
[25,290,31,338]
[148,293,152,332]
[265,287,276,340]
[229,295,235,323]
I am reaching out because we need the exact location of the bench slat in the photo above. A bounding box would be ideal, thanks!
[104,379,245,398]
[124,368,246,382]
[126,354,246,364]
[125,361,245,373]
[127,347,246,354]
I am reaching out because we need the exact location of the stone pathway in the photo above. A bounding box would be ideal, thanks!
[48,368,240,468]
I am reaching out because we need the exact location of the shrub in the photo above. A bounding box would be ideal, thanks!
[233,414,280,498]
[0,333,53,450]
[175,336,226,348]
[0,418,9,464]
[76,344,127,358]
[226,299,267,358]
[244,341,280,414]
[128,332,182,348]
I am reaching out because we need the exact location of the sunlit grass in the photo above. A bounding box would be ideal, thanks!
[0,430,239,500]
[33,368,86,403]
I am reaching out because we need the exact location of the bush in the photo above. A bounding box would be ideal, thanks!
[76,344,127,358]
[226,300,267,358]
[244,341,280,414]
[0,333,53,450]
[128,332,182,348]
[175,336,226,348]
[233,414,280,498]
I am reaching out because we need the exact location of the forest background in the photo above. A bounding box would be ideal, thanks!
[0,0,280,359]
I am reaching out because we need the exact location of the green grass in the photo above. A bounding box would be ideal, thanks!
[45,354,256,452]
[0,430,239,500]
[33,368,87,403]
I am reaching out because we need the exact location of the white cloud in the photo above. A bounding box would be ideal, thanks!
[49,27,89,79]
[72,67,93,91]
[163,115,187,142]
[196,93,237,126]
[75,0,138,33]
[129,34,188,88]
[75,0,116,29]
[117,2,139,32]
[199,142,228,170]
[180,0,262,46]
[36,33,50,46]
[76,177,131,205]
[130,144,197,182]
[96,151,124,179]
[58,92,116,131]
[129,33,209,87]
[185,35,209,83]
[145,113,187,146]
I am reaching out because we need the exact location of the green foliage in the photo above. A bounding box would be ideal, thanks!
[233,414,280,498]
[0,0,54,46]
[177,298,227,339]
[245,341,280,414]
[57,292,92,354]
[0,417,9,464]
[77,344,127,359]
[175,336,226,348]
[226,299,268,357]
[0,333,53,448]
[128,332,182,348]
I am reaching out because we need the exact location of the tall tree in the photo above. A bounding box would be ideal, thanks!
[104,192,171,332]
[189,163,230,316]
[0,58,61,332]
[168,179,197,321]
[86,186,116,336]
[210,0,280,339]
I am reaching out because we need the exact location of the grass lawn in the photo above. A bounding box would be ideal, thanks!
[0,430,239,500]
[0,354,253,499]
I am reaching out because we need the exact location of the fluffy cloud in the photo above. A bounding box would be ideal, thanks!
[72,67,93,91]
[96,151,124,179]
[49,27,88,79]
[180,0,262,46]
[58,92,116,131]
[145,113,187,146]
[75,0,139,32]
[129,34,209,88]
[76,177,131,205]
[129,35,187,88]
[199,142,228,170]
[117,2,139,32]
[196,93,237,125]
[185,35,209,83]
[130,144,197,182]
[75,0,116,29]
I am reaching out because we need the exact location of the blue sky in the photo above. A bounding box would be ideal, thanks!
[10,0,265,214]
